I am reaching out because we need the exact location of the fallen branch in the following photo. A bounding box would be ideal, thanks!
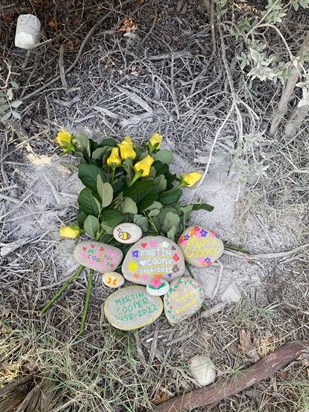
[155,341,308,412]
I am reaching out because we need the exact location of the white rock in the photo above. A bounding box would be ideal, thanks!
[113,223,142,244]
[15,15,41,49]
[189,355,216,386]
[220,282,241,303]
[146,279,169,296]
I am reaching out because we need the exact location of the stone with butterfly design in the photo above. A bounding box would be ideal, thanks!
[113,223,143,244]
[102,272,125,289]
[122,236,185,285]
[73,241,123,273]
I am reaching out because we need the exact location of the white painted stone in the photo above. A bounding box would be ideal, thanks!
[164,277,205,324]
[146,279,170,296]
[189,355,216,386]
[104,286,163,330]
[73,241,123,273]
[220,282,241,303]
[122,236,185,285]
[178,226,224,267]
[102,272,125,289]
[113,223,142,244]
[15,15,41,49]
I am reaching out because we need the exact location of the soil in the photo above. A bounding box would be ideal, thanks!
[0,1,308,411]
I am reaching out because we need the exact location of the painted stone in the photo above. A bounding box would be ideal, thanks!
[146,279,170,296]
[104,286,163,330]
[113,223,142,244]
[102,272,125,289]
[164,277,205,324]
[73,241,123,273]
[189,355,216,386]
[122,236,185,285]
[178,226,224,267]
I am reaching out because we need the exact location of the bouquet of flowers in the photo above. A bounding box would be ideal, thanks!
[41,130,213,332]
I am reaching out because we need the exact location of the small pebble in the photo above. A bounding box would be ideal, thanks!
[102,272,125,289]
[189,355,216,386]
[113,223,142,244]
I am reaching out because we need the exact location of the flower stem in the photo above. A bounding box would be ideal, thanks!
[80,269,93,334]
[128,171,142,187]
[40,265,85,315]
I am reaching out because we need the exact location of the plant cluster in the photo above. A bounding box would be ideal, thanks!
[0,60,22,123]
[57,130,213,252]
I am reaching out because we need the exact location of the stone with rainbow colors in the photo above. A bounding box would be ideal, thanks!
[178,226,224,268]
[122,236,185,285]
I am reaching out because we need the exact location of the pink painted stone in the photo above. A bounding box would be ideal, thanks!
[73,241,123,273]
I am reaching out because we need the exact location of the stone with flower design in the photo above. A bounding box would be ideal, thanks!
[113,223,142,244]
[73,241,123,273]
[122,236,185,285]
[104,285,163,330]
[146,278,170,296]
[164,277,205,324]
[102,272,125,289]
[178,226,224,268]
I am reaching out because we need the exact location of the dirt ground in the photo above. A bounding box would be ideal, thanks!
[0,1,308,411]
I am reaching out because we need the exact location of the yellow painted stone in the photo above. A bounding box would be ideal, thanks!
[102,272,125,289]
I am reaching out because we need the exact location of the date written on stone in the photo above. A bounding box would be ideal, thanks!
[104,286,163,330]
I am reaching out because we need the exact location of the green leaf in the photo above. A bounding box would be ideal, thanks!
[178,205,193,214]
[78,188,101,216]
[77,210,87,226]
[159,189,182,205]
[92,146,110,160]
[148,209,161,217]
[154,149,173,164]
[163,212,180,233]
[12,111,21,119]
[154,175,167,192]
[137,187,160,211]
[145,201,163,211]
[133,215,149,232]
[78,164,107,193]
[121,198,138,214]
[99,138,117,147]
[122,159,134,183]
[97,176,113,208]
[167,226,177,240]
[0,111,12,122]
[124,179,154,198]
[192,203,214,212]
[73,133,91,159]
[10,100,23,108]
[84,215,99,238]
[101,209,125,230]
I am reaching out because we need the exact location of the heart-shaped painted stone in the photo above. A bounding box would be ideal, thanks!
[164,277,205,324]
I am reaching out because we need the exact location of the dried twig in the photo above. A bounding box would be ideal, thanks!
[156,341,309,412]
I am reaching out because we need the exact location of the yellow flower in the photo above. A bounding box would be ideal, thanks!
[118,136,136,160]
[56,129,73,148]
[181,171,203,187]
[107,147,121,167]
[59,225,81,238]
[134,155,154,177]
[148,132,163,151]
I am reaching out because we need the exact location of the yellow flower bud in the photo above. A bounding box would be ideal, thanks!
[59,225,81,238]
[148,132,163,151]
[56,129,73,148]
[107,147,121,167]
[134,155,154,177]
[118,139,136,160]
[181,171,203,187]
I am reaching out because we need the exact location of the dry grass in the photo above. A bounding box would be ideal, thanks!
[0,0,308,411]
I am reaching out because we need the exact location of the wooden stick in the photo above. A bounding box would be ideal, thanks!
[156,341,308,412]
